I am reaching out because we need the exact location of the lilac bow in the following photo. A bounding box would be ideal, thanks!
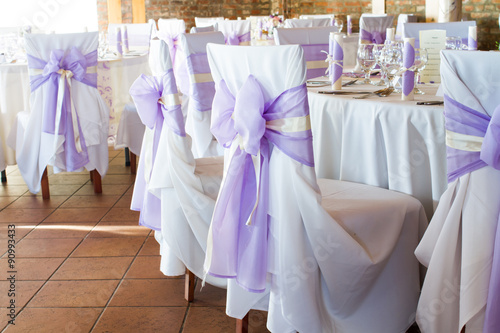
[360,29,385,44]
[158,31,179,66]
[443,95,500,333]
[225,31,251,45]
[27,47,98,171]
[205,76,314,292]
[129,69,184,230]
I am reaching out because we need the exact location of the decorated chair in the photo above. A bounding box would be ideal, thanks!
[190,26,215,33]
[415,50,500,333]
[157,18,186,68]
[403,21,476,48]
[395,14,417,40]
[129,47,225,302]
[205,43,428,333]
[284,18,331,28]
[176,31,225,158]
[15,32,109,198]
[194,17,224,28]
[274,26,337,80]
[216,20,252,45]
[359,14,394,44]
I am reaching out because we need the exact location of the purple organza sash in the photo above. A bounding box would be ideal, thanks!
[225,31,251,45]
[360,28,385,44]
[158,31,179,66]
[302,44,329,80]
[27,47,98,171]
[186,53,215,112]
[444,94,500,333]
[207,76,314,292]
[129,69,184,230]
[402,40,415,97]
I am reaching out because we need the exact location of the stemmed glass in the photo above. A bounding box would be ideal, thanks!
[413,48,428,94]
[372,44,386,86]
[379,43,403,90]
[98,32,109,59]
[357,44,376,84]
[334,19,343,33]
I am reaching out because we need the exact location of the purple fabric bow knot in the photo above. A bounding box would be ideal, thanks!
[206,75,314,292]
[129,69,184,231]
[158,31,179,66]
[360,29,385,44]
[27,47,99,172]
[225,31,251,45]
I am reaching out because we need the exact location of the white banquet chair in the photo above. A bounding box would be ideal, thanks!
[157,18,185,66]
[176,31,225,158]
[403,21,476,48]
[216,20,252,45]
[195,17,224,28]
[359,14,394,44]
[205,43,428,333]
[284,17,331,28]
[395,13,417,40]
[190,26,215,33]
[299,14,335,21]
[129,47,225,301]
[274,26,337,80]
[415,50,500,333]
[108,22,154,54]
[15,32,109,199]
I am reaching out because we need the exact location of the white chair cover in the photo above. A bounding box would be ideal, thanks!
[403,21,476,48]
[195,17,224,28]
[216,20,252,45]
[274,26,337,80]
[359,14,394,44]
[108,22,153,53]
[190,26,215,33]
[299,14,335,20]
[415,50,500,333]
[207,43,428,333]
[17,32,109,194]
[284,18,331,28]
[395,14,418,40]
[129,46,225,287]
[177,31,225,158]
[157,18,186,35]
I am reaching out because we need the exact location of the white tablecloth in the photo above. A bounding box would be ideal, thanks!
[0,54,150,166]
[308,80,447,218]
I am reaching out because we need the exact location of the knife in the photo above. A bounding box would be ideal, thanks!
[416,101,444,105]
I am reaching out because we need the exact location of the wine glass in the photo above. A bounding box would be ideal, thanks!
[98,32,109,59]
[357,44,376,84]
[334,19,343,33]
[379,43,403,90]
[413,48,428,95]
[372,44,387,86]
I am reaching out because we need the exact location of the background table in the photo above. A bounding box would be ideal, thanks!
[0,54,150,167]
[308,81,447,218]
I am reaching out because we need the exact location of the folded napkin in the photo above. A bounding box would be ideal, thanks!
[330,32,344,90]
[115,27,122,56]
[122,26,129,53]
[402,37,415,101]
[468,26,477,50]
[347,15,352,35]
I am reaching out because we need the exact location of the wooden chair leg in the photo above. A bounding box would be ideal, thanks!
[89,170,93,182]
[92,170,102,194]
[236,313,249,333]
[1,170,6,183]
[124,147,131,166]
[185,268,195,302]
[41,167,50,200]
[130,152,137,175]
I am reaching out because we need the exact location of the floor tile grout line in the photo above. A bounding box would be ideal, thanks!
[178,278,199,333]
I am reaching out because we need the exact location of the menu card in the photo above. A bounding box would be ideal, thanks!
[419,29,446,83]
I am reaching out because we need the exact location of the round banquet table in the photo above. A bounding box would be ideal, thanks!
[307,78,448,219]
[0,53,150,167]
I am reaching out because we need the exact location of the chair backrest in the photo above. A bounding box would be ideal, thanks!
[274,26,337,80]
[21,32,109,193]
[158,18,186,36]
[403,21,476,48]
[284,18,331,28]
[216,20,251,45]
[108,22,153,53]
[359,14,394,44]
[299,14,335,20]
[190,26,215,33]
[195,17,224,27]
[206,43,312,292]
[395,14,417,40]
[149,39,174,76]
[177,31,225,157]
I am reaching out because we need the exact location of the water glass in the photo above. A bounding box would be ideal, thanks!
[413,48,428,94]
[357,44,376,84]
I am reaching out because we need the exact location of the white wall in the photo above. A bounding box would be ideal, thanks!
[0,0,98,32]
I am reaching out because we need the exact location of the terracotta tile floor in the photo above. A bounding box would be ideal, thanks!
[0,149,269,333]
[0,148,421,333]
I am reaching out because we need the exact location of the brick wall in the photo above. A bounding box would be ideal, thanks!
[95,0,500,50]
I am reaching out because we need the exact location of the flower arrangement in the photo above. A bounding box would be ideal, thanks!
[267,11,283,34]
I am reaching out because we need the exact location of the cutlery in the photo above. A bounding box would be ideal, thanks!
[416,101,444,105]
[342,79,358,87]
